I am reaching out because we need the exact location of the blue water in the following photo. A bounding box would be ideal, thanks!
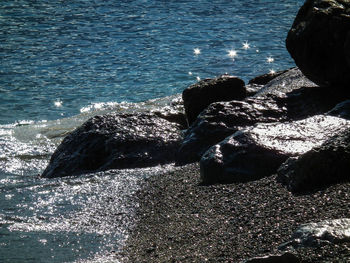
[1,0,302,125]
[0,0,304,262]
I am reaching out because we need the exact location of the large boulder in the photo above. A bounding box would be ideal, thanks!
[277,128,350,193]
[182,75,246,125]
[200,115,350,185]
[286,0,350,87]
[177,68,350,165]
[42,113,183,178]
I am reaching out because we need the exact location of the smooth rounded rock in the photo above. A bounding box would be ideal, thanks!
[42,113,183,178]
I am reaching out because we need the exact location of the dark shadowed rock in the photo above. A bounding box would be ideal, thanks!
[182,75,246,125]
[200,115,350,185]
[42,113,183,178]
[177,96,288,165]
[286,0,350,87]
[279,218,350,249]
[177,68,350,165]
[151,94,187,129]
[244,252,300,263]
[277,128,350,193]
[327,100,350,120]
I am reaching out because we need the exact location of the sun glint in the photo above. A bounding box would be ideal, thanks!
[228,50,238,58]
[194,48,201,55]
[242,41,250,50]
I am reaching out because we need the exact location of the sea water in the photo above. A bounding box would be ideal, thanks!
[0,0,304,262]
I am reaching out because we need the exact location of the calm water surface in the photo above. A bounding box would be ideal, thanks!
[0,0,304,262]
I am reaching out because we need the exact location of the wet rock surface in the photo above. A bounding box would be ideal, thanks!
[200,115,350,185]
[277,128,350,193]
[42,113,183,178]
[177,96,287,165]
[248,69,289,86]
[178,68,350,165]
[280,218,350,249]
[182,75,246,125]
[286,0,350,87]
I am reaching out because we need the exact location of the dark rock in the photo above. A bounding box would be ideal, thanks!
[327,100,350,120]
[151,94,188,129]
[244,252,300,263]
[177,68,350,165]
[182,75,246,125]
[42,113,183,178]
[277,128,350,193]
[248,69,289,86]
[177,96,288,165]
[245,83,263,97]
[286,0,350,87]
[200,115,350,185]
[279,218,350,249]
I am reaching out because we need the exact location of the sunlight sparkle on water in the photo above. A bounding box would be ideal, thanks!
[267,56,274,63]
[269,69,276,74]
[228,50,238,58]
[242,41,250,50]
[193,48,201,55]
[54,100,63,107]
[196,76,201,81]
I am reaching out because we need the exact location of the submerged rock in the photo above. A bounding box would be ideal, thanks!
[286,0,350,87]
[277,128,350,193]
[280,218,350,249]
[178,68,349,164]
[200,115,350,185]
[182,75,246,125]
[42,113,183,178]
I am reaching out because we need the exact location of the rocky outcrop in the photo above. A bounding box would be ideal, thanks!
[182,75,246,125]
[277,128,350,193]
[286,0,350,87]
[200,115,350,185]
[177,68,350,165]
[248,69,289,86]
[327,99,350,120]
[42,113,183,178]
[280,218,350,249]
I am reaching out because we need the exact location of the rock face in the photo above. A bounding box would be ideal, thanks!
[248,69,289,86]
[42,113,183,178]
[182,75,246,125]
[280,218,350,249]
[200,115,350,184]
[177,68,350,165]
[286,0,350,87]
[277,128,350,193]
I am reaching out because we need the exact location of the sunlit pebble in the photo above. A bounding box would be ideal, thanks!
[194,48,201,55]
[188,72,193,75]
[267,57,274,63]
[196,76,201,81]
[228,50,238,58]
[54,100,62,107]
[242,41,250,50]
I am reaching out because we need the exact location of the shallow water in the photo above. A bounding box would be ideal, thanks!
[0,0,304,262]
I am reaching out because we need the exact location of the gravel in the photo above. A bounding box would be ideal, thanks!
[117,163,350,262]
